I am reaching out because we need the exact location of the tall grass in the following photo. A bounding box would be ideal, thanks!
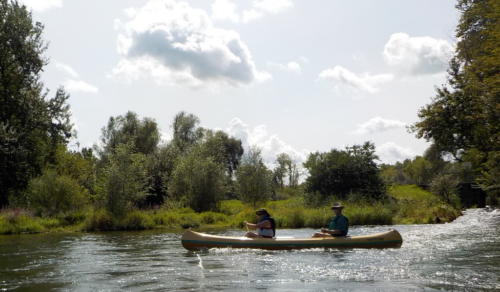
[1,185,461,234]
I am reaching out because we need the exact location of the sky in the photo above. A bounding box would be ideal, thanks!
[22,0,460,166]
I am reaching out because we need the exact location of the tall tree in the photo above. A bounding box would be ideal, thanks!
[236,147,273,206]
[172,111,204,153]
[0,1,73,206]
[304,142,385,200]
[412,0,499,203]
[99,111,160,158]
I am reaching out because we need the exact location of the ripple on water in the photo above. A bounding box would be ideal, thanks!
[0,208,499,291]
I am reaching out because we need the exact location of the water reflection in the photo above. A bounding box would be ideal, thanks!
[0,209,498,291]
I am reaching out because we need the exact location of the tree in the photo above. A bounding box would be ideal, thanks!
[100,144,147,217]
[0,1,73,206]
[273,153,290,188]
[168,148,225,212]
[200,130,243,179]
[236,147,273,206]
[412,0,499,203]
[273,153,300,188]
[142,143,180,207]
[304,142,385,200]
[403,156,433,186]
[172,111,204,153]
[25,169,89,217]
[99,111,160,158]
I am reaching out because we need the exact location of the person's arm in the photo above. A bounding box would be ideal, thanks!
[245,220,271,229]
[320,228,343,235]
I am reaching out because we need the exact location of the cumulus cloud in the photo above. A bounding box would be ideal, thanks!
[211,0,239,22]
[225,117,309,167]
[383,32,454,75]
[55,61,99,94]
[354,117,406,135]
[318,65,393,94]
[20,0,62,12]
[211,0,293,23]
[243,0,293,22]
[111,0,269,87]
[268,60,302,74]
[377,142,416,164]
[63,80,99,94]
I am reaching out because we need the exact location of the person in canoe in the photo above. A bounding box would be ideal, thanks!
[312,202,349,237]
[244,208,276,238]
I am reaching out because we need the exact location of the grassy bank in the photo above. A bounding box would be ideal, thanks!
[0,185,461,235]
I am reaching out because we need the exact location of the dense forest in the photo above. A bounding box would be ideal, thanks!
[0,0,497,233]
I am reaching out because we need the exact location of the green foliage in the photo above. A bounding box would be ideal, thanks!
[143,143,180,207]
[120,211,154,230]
[388,185,460,224]
[100,144,147,217]
[304,142,386,200]
[0,1,73,207]
[403,156,433,186]
[430,174,460,206]
[99,111,160,158]
[83,209,115,231]
[201,130,243,179]
[25,169,89,217]
[218,200,246,215]
[412,0,499,204]
[236,147,273,206]
[168,148,226,212]
[172,111,204,153]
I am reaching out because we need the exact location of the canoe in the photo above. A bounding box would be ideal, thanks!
[181,229,403,250]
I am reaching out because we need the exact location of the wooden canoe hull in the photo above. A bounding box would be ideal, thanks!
[181,229,403,250]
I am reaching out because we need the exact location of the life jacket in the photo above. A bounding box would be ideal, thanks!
[258,215,276,237]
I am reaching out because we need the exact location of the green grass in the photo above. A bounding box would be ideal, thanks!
[0,185,462,235]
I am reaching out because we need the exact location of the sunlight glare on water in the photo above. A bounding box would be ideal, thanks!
[0,208,498,291]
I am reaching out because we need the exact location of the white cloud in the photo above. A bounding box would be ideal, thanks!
[63,79,99,94]
[20,0,62,12]
[211,0,293,23]
[211,0,239,22]
[354,117,406,135]
[377,142,416,164]
[319,65,393,94]
[111,0,269,87]
[226,117,309,166]
[383,32,454,75]
[55,61,98,94]
[55,62,79,78]
[268,60,302,74]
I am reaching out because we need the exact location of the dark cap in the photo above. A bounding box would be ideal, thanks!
[255,208,269,215]
[331,202,344,209]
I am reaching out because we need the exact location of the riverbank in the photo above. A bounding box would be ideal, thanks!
[0,185,461,235]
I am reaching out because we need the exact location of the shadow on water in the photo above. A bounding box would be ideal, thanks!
[0,208,499,291]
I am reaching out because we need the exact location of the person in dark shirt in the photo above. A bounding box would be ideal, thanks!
[312,202,349,237]
[244,208,276,238]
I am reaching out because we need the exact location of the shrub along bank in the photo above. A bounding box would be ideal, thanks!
[0,185,461,235]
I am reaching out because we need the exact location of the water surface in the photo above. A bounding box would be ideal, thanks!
[1,208,498,291]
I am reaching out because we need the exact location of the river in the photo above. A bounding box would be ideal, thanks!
[0,208,498,291]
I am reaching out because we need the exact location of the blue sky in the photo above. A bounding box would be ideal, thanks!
[23,0,459,165]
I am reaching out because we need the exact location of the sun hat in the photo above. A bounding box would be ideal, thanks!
[331,202,344,209]
[255,208,269,215]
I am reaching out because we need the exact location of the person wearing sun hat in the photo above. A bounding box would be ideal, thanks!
[312,202,349,237]
[244,208,276,238]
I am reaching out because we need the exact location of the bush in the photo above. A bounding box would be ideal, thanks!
[200,212,227,224]
[120,211,154,230]
[219,200,246,215]
[84,209,114,231]
[25,169,89,217]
